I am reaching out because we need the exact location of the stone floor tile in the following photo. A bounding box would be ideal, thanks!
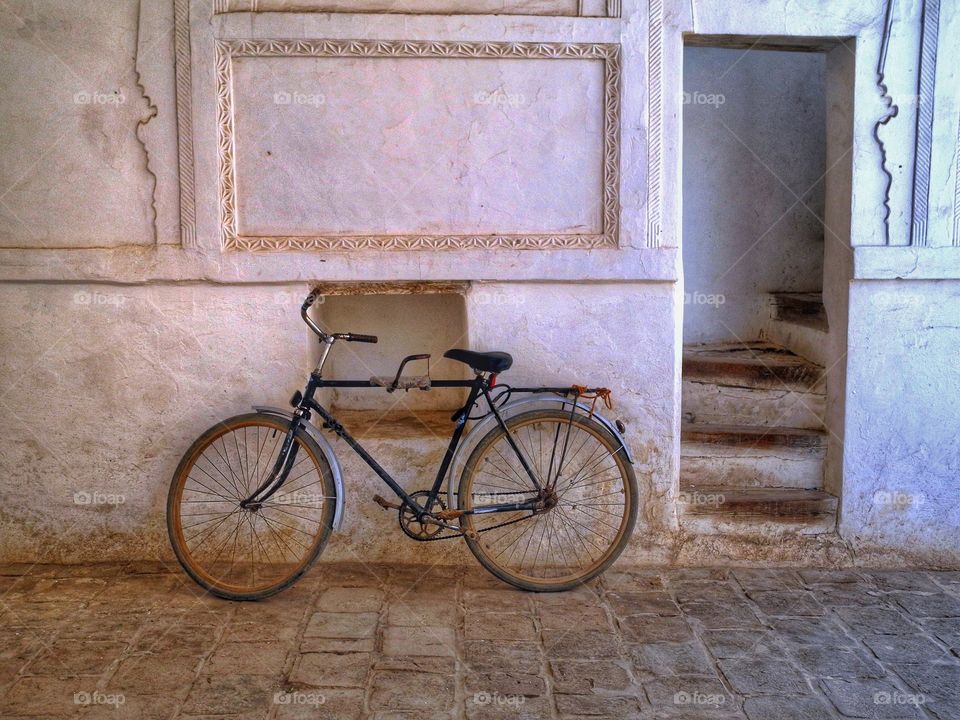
[602,568,665,592]
[316,586,385,613]
[742,694,836,720]
[550,658,633,694]
[920,617,960,649]
[672,582,743,607]
[797,569,863,585]
[465,611,538,641]
[834,605,920,635]
[768,617,855,647]
[820,678,926,718]
[205,641,289,675]
[893,592,960,618]
[790,646,884,679]
[541,627,620,659]
[368,670,455,712]
[863,633,950,663]
[303,611,378,638]
[630,641,716,678]
[732,568,802,592]
[466,693,551,720]
[888,662,960,701]
[110,655,198,695]
[383,625,456,656]
[1,675,90,716]
[299,636,375,653]
[682,601,763,630]
[462,640,541,674]
[539,602,609,629]
[182,674,280,715]
[718,659,809,695]
[747,590,824,617]
[25,639,126,677]
[464,670,546,697]
[608,590,680,617]
[289,652,370,687]
[865,571,942,593]
[555,692,645,717]
[810,584,885,607]
[273,688,363,719]
[700,629,784,660]
[463,588,531,613]
[619,614,696,643]
[386,596,457,627]
[643,676,735,713]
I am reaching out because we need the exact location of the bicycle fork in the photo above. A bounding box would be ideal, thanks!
[239,416,303,510]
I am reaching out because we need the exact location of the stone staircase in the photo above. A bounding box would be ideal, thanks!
[679,342,837,533]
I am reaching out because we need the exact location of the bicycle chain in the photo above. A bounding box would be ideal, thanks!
[402,490,536,542]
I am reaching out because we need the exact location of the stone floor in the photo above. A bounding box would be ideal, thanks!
[1,563,959,719]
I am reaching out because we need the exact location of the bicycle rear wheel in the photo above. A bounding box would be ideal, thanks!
[167,413,336,600]
[457,408,637,591]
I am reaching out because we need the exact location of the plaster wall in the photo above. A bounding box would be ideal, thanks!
[840,280,960,566]
[0,0,958,568]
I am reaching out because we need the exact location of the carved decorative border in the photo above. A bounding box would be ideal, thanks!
[173,0,196,246]
[646,0,664,248]
[215,39,621,252]
[910,0,940,247]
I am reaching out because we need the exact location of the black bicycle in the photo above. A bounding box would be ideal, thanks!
[167,292,638,600]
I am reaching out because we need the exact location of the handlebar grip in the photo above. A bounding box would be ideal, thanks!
[345,333,378,344]
[301,291,322,314]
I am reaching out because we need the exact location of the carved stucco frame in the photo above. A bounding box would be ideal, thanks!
[215,39,621,252]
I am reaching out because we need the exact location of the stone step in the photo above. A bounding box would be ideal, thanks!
[770,292,828,332]
[683,342,824,392]
[679,484,838,519]
[682,342,825,429]
[681,425,826,490]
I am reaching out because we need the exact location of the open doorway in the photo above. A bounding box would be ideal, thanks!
[679,38,853,534]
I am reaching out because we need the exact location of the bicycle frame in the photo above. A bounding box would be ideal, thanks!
[241,295,616,527]
[300,372,555,519]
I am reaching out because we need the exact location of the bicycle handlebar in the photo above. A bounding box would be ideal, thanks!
[301,293,379,344]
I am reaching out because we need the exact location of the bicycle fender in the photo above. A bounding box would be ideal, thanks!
[253,406,345,530]
[446,395,635,510]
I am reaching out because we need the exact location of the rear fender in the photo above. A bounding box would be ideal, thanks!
[446,395,634,510]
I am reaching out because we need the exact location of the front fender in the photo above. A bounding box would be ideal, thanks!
[253,406,345,530]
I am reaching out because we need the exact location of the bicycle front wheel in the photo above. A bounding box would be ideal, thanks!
[458,408,637,591]
[167,413,336,600]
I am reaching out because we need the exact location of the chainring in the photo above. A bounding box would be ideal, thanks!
[399,491,447,540]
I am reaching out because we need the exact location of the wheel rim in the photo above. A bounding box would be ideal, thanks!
[171,418,332,595]
[461,413,632,585]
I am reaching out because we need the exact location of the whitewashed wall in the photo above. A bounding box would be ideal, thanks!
[0,0,958,568]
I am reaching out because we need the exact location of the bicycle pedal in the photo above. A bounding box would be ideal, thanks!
[373,494,402,511]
